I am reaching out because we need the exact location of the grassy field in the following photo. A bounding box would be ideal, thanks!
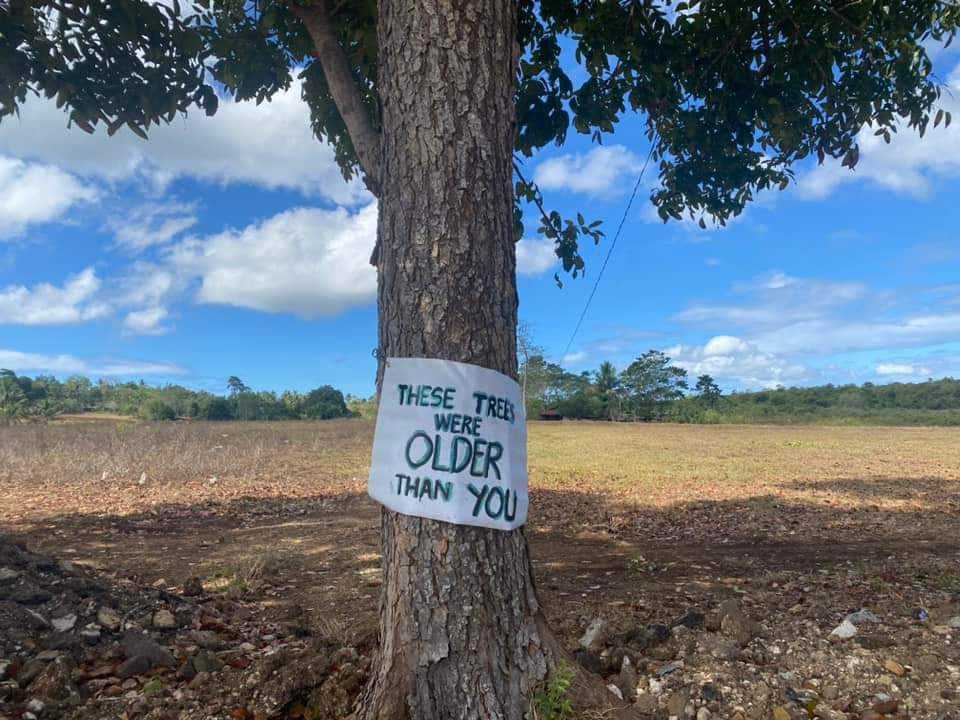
[1,419,959,717]
[2,418,957,538]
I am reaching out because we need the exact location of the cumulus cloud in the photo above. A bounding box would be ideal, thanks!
[516,236,557,276]
[675,268,960,363]
[0,156,97,238]
[0,80,367,205]
[876,362,933,377]
[0,348,183,377]
[169,203,378,318]
[0,268,110,325]
[122,307,170,336]
[108,201,198,251]
[117,262,178,307]
[667,335,809,389]
[533,145,642,196]
[561,350,588,366]
[798,62,960,199]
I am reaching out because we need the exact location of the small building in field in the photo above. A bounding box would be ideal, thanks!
[539,409,563,421]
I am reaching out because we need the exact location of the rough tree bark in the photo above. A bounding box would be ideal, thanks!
[356,0,563,718]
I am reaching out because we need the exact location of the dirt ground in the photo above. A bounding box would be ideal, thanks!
[1,419,959,719]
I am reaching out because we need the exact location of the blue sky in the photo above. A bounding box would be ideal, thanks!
[1,53,959,397]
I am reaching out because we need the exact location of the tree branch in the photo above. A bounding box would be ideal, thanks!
[292,0,381,197]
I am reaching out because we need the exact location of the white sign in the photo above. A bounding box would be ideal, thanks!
[368,357,528,530]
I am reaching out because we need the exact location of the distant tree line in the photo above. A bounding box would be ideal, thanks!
[519,345,960,426]
[0,369,373,424]
[5,360,960,427]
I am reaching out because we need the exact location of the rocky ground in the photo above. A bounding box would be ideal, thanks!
[567,552,960,720]
[1,533,959,720]
[3,421,959,718]
[0,537,371,720]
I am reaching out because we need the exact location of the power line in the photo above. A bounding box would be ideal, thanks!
[560,142,655,365]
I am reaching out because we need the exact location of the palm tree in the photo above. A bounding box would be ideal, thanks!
[0,377,28,425]
[595,361,621,420]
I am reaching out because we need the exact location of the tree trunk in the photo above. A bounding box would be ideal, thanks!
[358,0,561,718]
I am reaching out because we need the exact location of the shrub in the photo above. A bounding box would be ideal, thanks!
[302,385,349,420]
[202,397,234,421]
[139,399,176,421]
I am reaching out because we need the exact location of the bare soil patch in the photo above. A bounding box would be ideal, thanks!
[1,420,958,718]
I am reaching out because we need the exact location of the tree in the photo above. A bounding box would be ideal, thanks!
[595,361,621,420]
[226,376,249,396]
[0,374,28,425]
[621,350,689,420]
[139,398,177,421]
[301,385,349,419]
[203,396,234,421]
[695,374,723,406]
[5,0,958,715]
[517,320,544,410]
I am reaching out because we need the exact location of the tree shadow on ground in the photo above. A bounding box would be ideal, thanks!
[783,474,960,507]
[5,480,959,642]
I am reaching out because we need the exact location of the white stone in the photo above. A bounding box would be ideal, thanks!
[52,614,77,632]
[830,619,857,639]
[26,699,45,713]
[579,617,605,650]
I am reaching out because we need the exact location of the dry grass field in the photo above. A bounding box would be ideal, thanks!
[1,419,959,718]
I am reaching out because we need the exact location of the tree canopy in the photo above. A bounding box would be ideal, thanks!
[0,369,359,422]
[3,0,956,275]
[518,350,960,425]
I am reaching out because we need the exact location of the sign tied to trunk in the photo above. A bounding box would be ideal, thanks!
[369,357,528,530]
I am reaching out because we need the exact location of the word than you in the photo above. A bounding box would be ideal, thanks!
[393,473,519,522]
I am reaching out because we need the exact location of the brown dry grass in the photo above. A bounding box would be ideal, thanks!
[0,419,371,521]
[2,419,959,533]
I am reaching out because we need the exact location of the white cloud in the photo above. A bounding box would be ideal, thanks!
[533,145,642,195]
[668,336,809,389]
[0,268,110,325]
[755,313,960,356]
[677,271,867,330]
[0,156,97,238]
[559,329,661,369]
[675,269,960,359]
[876,362,933,377]
[117,262,178,307]
[0,348,183,377]
[798,63,960,199]
[516,236,557,276]
[123,306,170,336]
[0,80,367,205]
[561,350,587,366]
[702,335,749,356]
[758,271,797,290]
[170,202,378,318]
[108,201,198,251]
